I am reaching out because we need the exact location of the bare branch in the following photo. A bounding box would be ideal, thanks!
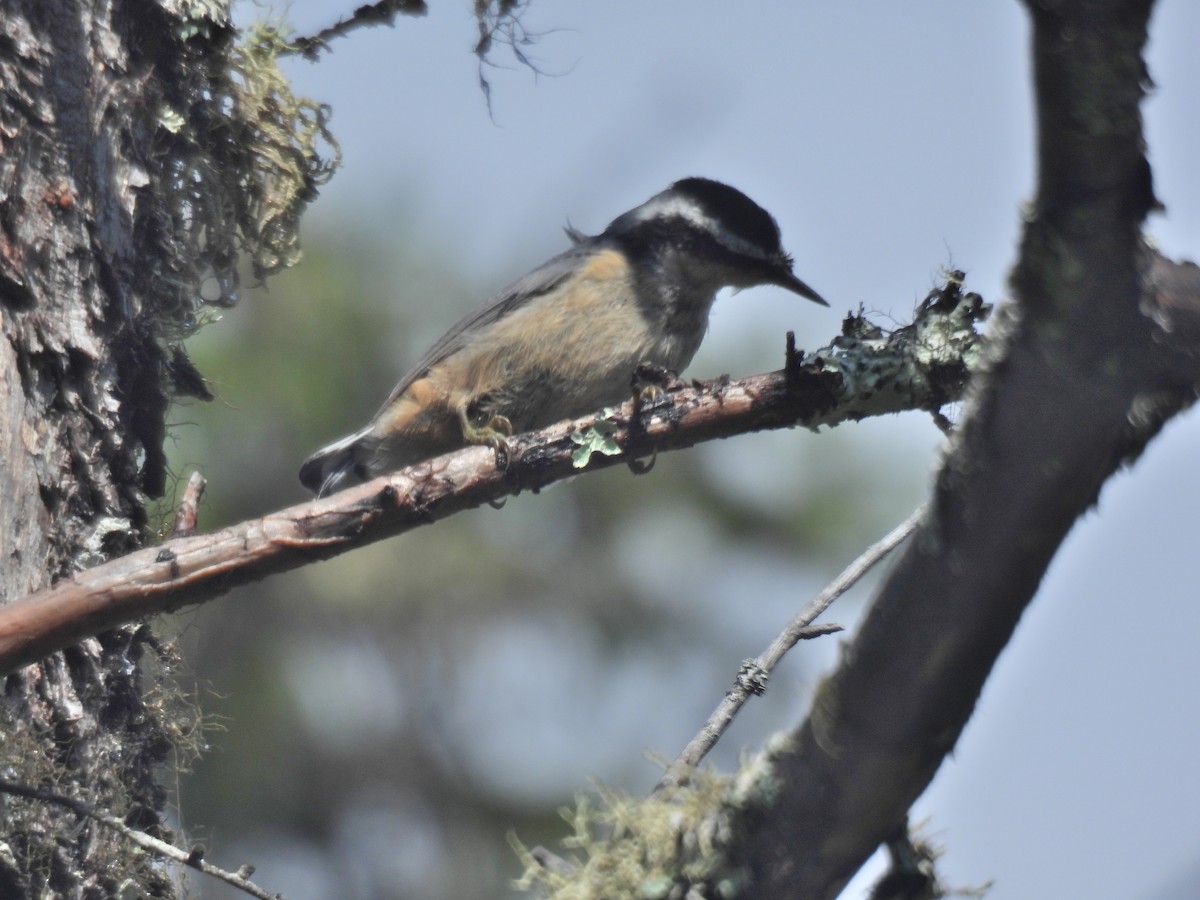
[171,471,207,538]
[0,779,279,900]
[0,287,987,676]
[659,505,924,789]
[284,1,429,60]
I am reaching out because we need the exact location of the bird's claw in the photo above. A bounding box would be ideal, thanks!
[627,450,657,475]
[631,363,683,413]
[460,407,514,470]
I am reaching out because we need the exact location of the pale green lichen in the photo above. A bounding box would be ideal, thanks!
[514,746,792,900]
[806,272,991,425]
[148,13,341,340]
[225,24,342,279]
[570,411,623,467]
[157,105,187,134]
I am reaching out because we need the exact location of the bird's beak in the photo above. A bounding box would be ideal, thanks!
[774,269,829,307]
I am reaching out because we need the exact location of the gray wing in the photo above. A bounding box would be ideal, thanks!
[377,240,603,411]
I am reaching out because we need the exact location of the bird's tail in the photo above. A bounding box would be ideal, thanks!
[298,428,371,496]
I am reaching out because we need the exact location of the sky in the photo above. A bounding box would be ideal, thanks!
[223,2,1200,897]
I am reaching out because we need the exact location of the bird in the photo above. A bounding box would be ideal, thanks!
[299,177,827,495]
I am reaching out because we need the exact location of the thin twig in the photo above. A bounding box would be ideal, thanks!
[284,0,428,60]
[0,779,278,900]
[172,471,207,537]
[658,505,925,789]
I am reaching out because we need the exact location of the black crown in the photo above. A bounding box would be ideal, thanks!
[668,177,785,255]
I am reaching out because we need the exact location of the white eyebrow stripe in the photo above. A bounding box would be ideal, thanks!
[631,196,775,262]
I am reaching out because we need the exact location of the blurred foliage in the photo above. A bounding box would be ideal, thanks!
[160,205,939,900]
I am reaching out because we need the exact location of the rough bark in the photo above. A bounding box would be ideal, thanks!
[0,2,234,895]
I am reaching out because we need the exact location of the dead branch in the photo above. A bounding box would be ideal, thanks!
[171,471,207,538]
[285,0,429,60]
[658,505,924,790]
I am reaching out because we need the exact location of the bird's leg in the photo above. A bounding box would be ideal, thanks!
[631,361,684,407]
[627,363,682,474]
[458,395,513,470]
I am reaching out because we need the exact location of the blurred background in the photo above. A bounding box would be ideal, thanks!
[163,2,1200,898]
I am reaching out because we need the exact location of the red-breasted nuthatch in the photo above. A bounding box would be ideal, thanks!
[299,177,827,495]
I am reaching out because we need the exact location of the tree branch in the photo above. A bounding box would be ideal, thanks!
[729,3,1200,897]
[0,283,987,675]
[284,1,429,60]
[0,779,278,900]
[171,471,207,538]
[658,505,924,790]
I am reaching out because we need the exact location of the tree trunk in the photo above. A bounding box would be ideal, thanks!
[0,2,235,894]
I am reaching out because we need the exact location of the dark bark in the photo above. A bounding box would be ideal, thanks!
[730,2,1200,897]
[0,2,237,895]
